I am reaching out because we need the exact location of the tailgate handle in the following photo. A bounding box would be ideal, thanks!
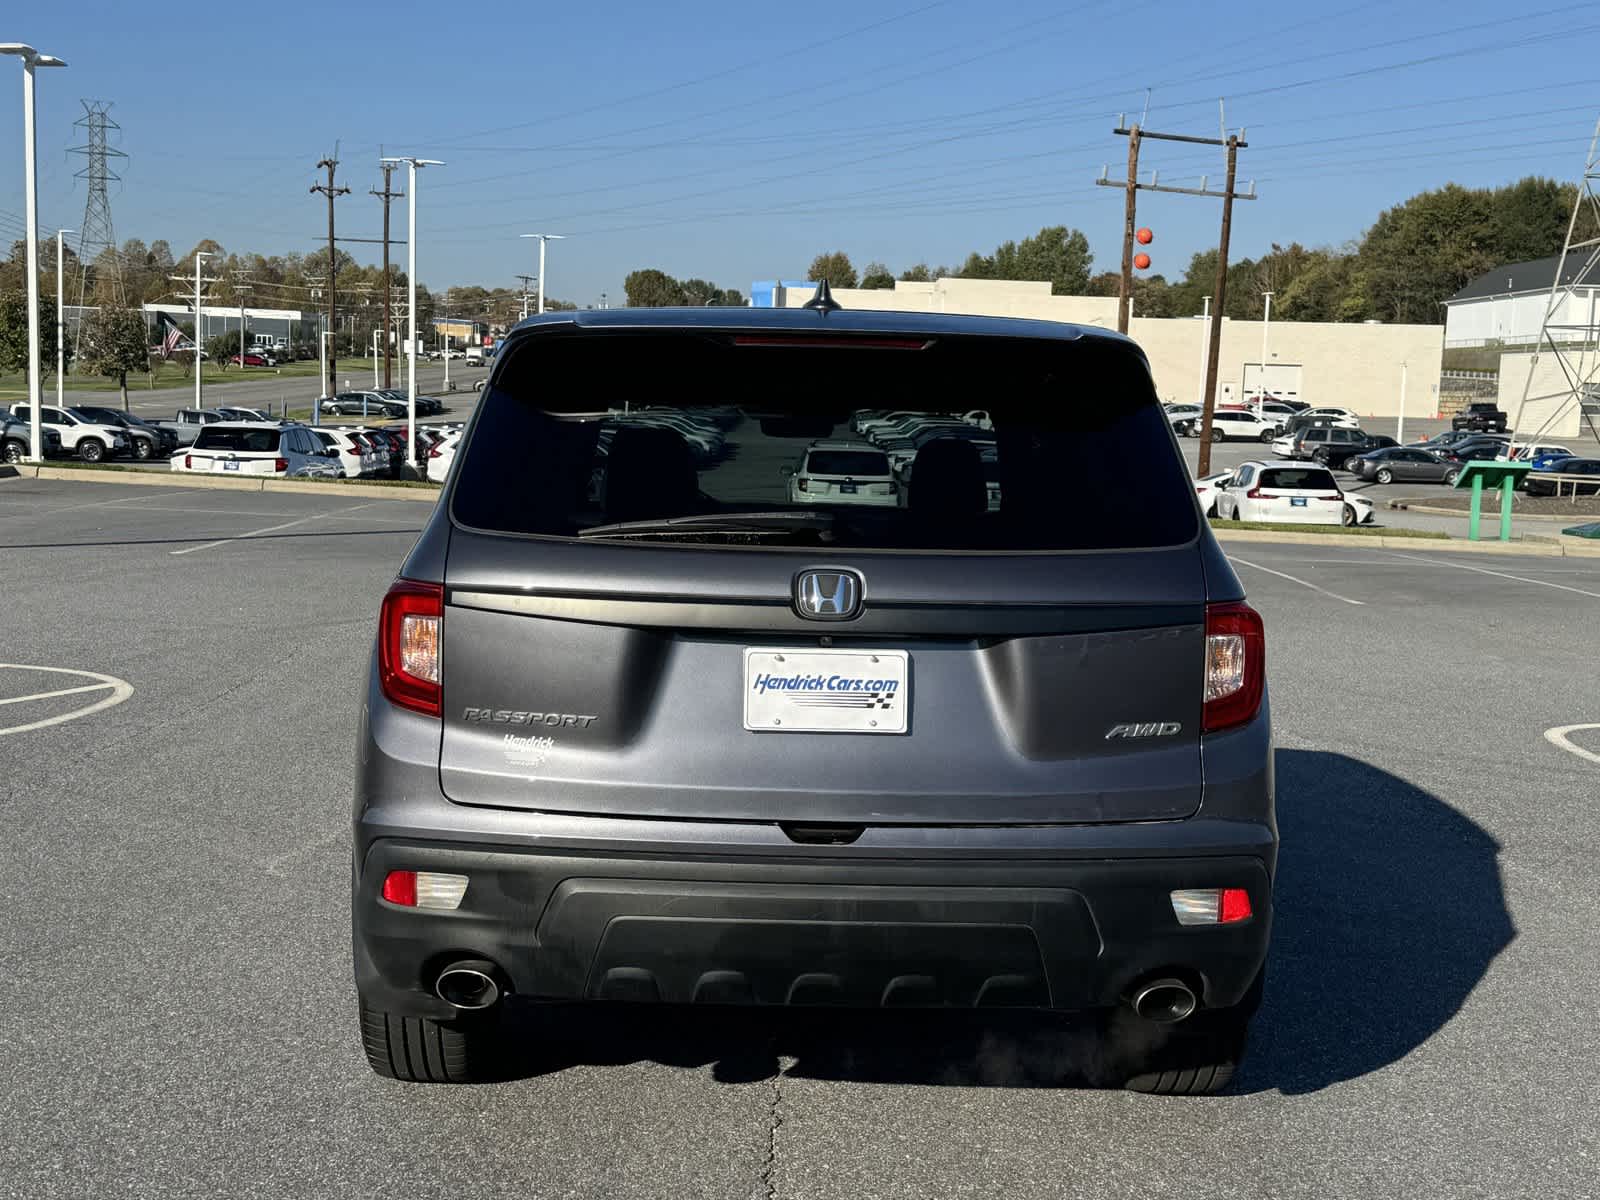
[780,822,865,846]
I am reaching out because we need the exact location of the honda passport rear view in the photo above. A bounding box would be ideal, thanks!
[353,306,1275,1094]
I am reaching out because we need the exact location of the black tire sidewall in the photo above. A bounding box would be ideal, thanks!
[80,440,104,463]
[1376,468,1393,484]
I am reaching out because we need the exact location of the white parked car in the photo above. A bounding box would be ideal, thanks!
[1213,461,1347,525]
[1269,433,1298,459]
[1298,407,1361,429]
[170,422,337,477]
[1503,442,1571,462]
[1191,409,1279,443]
[425,430,461,483]
[1192,470,1233,517]
[7,404,130,463]
[785,440,899,507]
[312,428,376,478]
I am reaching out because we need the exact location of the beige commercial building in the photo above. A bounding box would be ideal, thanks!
[771,278,1446,420]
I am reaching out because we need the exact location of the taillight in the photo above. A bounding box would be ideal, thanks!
[1317,494,1342,501]
[1203,601,1265,733]
[345,447,360,456]
[379,579,443,717]
[1170,887,1254,925]
[184,454,191,469]
[381,869,467,909]
[797,478,808,491]
[1246,487,1262,499]
[274,457,288,473]
[429,445,442,457]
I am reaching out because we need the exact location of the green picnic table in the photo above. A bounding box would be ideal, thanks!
[1452,461,1533,541]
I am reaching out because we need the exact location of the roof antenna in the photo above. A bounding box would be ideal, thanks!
[803,278,841,314]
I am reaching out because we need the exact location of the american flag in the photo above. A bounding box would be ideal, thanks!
[156,311,189,360]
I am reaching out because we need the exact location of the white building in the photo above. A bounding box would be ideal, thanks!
[1443,255,1600,349]
[762,277,1444,419]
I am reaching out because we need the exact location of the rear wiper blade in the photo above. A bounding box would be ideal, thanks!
[578,510,836,538]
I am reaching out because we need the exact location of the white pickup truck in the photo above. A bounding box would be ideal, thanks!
[7,404,130,462]
[152,408,229,446]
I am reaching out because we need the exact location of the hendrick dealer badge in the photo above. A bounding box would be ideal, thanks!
[743,648,909,734]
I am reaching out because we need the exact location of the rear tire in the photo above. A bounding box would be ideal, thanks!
[132,438,152,461]
[1259,429,1275,443]
[1122,1019,1249,1095]
[78,439,105,463]
[1210,427,1224,443]
[1443,468,1460,486]
[1375,467,1394,484]
[358,995,506,1084]
[2,439,23,464]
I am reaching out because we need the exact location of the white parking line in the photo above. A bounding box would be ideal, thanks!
[1228,556,1366,606]
[169,501,380,556]
[0,665,134,737]
[1382,550,1600,600]
[1545,724,1600,766]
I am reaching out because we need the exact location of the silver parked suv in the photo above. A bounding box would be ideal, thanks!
[353,305,1276,1094]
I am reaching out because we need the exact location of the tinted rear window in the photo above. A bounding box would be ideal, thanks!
[805,450,891,476]
[451,330,1197,551]
[1259,467,1338,490]
[194,428,280,452]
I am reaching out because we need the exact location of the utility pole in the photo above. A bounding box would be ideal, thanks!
[1099,118,1255,476]
[515,273,536,320]
[1115,125,1142,334]
[371,162,402,388]
[234,269,253,370]
[311,156,350,399]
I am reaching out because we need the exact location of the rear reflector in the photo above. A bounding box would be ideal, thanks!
[1203,601,1265,733]
[379,578,444,717]
[1171,887,1254,925]
[381,870,468,910]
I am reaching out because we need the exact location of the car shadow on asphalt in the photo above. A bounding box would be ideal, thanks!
[484,748,1513,1094]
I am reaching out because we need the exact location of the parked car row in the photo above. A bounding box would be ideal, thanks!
[7,404,133,462]
[319,390,446,418]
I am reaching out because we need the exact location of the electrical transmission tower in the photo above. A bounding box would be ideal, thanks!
[69,100,128,312]
[1507,117,1600,450]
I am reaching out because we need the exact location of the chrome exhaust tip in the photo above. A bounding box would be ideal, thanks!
[433,960,503,1011]
[1131,978,1198,1024]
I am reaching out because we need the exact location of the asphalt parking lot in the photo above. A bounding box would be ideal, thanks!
[2,475,1597,1199]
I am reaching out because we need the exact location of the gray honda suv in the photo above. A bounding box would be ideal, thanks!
[353,304,1275,1094]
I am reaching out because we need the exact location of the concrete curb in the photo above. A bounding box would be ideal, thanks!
[1212,527,1600,558]
[5,464,439,502]
[1386,500,1590,523]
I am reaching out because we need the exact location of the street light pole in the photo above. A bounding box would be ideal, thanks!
[443,286,451,390]
[56,227,73,411]
[1195,296,1211,409]
[1,44,67,461]
[382,156,443,470]
[193,250,211,413]
[520,234,566,315]
[1256,291,1273,418]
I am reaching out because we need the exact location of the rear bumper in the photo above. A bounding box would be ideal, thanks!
[353,838,1272,1021]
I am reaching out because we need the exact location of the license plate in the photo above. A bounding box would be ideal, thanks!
[744,648,909,734]
[223,459,240,471]
[1290,496,1307,507]
[838,482,857,494]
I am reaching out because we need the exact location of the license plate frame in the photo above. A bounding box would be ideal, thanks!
[1290,496,1307,507]
[743,648,909,734]
[223,459,240,471]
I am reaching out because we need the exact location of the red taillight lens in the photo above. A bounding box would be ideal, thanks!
[1317,494,1343,501]
[184,454,191,469]
[429,445,442,457]
[382,870,417,906]
[345,447,360,456]
[1203,600,1265,733]
[1246,487,1262,499]
[379,579,443,717]
[275,456,288,473]
[1220,888,1253,924]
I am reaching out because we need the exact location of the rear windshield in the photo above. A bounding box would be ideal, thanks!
[451,330,1197,551]
[1259,467,1338,490]
[194,428,280,452]
[805,450,891,476]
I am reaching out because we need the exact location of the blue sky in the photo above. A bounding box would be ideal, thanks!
[4,0,1599,305]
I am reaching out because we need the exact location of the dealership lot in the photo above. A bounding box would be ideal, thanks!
[1,476,1597,1199]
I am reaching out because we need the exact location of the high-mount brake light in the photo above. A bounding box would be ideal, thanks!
[731,335,930,350]
[1203,601,1265,733]
[379,579,443,717]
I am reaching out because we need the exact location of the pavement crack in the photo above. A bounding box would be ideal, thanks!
[758,1056,789,1200]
